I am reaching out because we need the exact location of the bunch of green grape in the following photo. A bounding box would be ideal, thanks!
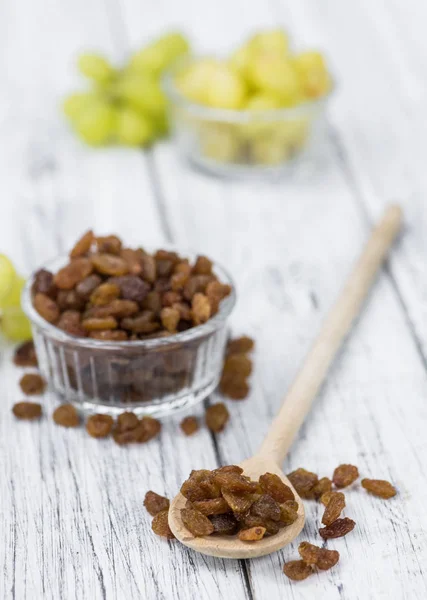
[63,32,190,147]
[0,255,32,342]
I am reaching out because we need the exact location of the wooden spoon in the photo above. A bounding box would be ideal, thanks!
[169,205,403,559]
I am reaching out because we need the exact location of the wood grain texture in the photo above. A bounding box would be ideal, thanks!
[1,0,427,598]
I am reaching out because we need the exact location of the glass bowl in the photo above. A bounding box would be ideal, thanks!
[163,57,334,178]
[22,255,236,417]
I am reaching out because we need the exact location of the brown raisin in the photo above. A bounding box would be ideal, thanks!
[180,416,199,436]
[75,274,103,300]
[361,478,397,499]
[192,498,229,516]
[222,490,255,514]
[54,258,93,289]
[214,471,258,494]
[280,502,299,525]
[19,373,45,395]
[251,494,281,522]
[82,316,118,331]
[109,275,150,303]
[287,468,319,499]
[227,336,255,355]
[144,491,170,516]
[181,508,214,537]
[162,291,182,307]
[32,269,57,297]
[243,514,281,536]
[223,354,252,377]
[96,235,122,255]
[171,271,189,292]
[183,275,212,301]
[57,310,86,337]
[88,299,139,319]
[205,403,229,433]
[57,290,85,311]
[113,428,141,445]
[120,248,144,275]
[13,401,42,420]
[140,253,157,283]
[317,548,340,570]
[298,542,339,570]
[14,341,38,367]
[322,492,346,525]
[86,414,114,438]
[311,477,332,500]
[191,293,211,325]
[160,307,180,333]
[116,411,139,432]
[172,302,192,321]
[219,375,250,400]
[89,330,128,341]
[152,509,175,539]
[142,291,162,315]
[91,254,129,276]
[320,491,334,506]
[34,293,60,323]
[239,527,266,541]
[209,513,239,535]
[259,473,295,503]
[283,560,313,581]
[137,417,161,442]
[213,465,244,476]
[90,283,120,306]
[121,311,159,334]
[319,517,355,539]
[70,230,94,258]
[53,404,80,427]
[333,464,359,488]
[193,255,213,275]
[206,281,231,314]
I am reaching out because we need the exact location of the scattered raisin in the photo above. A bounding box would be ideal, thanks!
[298,542,339,570]
[259,473,295,503]
[361,478,397,499]
[227,336,255,355]
[319,517,355,539]
[287,468,319,499]
[86,414,114,438]
[283,560,313,581]
[116,411,139,432]
[209,513,239,535]
[19,373,45,395]
[223,354,252,377]
[205,403,229,433]
[239,527,266,541]
[144,491,170,516]
[152,509,175,539]
[180,416,199,436]
[70,230,94,258]
[91,254,129,276]
[13,340,38,367]
[333,464,359,488]
[53,404,80,427]
[220,375,250,400]
[311,477,332,500]
[137,417,161,443]
[54,258,93,289]
[322,492,346,526]
[13,401,42,420]
[181,508,214,537]
[34,293,60,323]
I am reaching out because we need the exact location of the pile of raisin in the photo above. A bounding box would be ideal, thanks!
[144,491,175,539]
[32,230,232,340]
[220,336,254,400]
[12,341,46,421]
[177,467,299,541]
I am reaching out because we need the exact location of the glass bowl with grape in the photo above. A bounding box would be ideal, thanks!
[163,29,334,177]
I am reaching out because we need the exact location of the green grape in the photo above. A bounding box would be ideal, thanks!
[153,113,169,137]
[175,59,222,104]
[276,117,310,150]
[228,45,252,78]
[74,101,116,146]
[245,92,282,110]
[250,134,290,166]
[0,275,25,309]
[248,29,289,56]
[205,63,247,109]
[248,53,301,106]
[199,124,241,163]
[129,32,189,75]
[116,108,153,146]
[0,254,16,306]
[62,91,104,121]
[292,51,331,99]
[114,73,167,117]
[77,53,115,85]
[1,306,32,341]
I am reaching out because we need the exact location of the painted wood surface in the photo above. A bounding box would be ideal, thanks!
[1,0,427,598]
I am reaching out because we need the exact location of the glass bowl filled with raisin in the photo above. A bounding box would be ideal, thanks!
[22,231,236,417]
[163,29,334,177]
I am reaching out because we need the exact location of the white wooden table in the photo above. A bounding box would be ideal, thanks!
[1,1,427,598]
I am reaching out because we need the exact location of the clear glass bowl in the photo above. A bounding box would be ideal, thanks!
[163,58,334,178]
[22,255,236,417]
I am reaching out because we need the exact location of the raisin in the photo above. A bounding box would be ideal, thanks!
[206,281,231,314]
[251,494,281,522]
[239,526,266,541]
[90,283,120,305]
[213,465,243,476]
[120,248,143,275]
[298,542,339,570]
[137,417,161,442]
[320,491,334,506]
[160,307,180,333]
[154,277,171,294]
[109,275,150,303]
[181,508,214,537]
[113,428,141,445]
[32,269,57,297]
[361,478,397,499]
[156,259,174,278]
[34,293,60,323]
[172,302,192,321]
[214,471,258,494]
[317,548,340,570]
[191,293,211,325]
[298,541,319,565]
[181,480,211,502]
[183,275,212,300]
[152,509,175,539]
[171,271,189,292]
[220,375,250,400]
[162,291,182,307]
[193,255,213,275]
[13,340,38,367]
[19,373,45,395]
[57,310,86,337]
[75,274,102,300]
[89,299,139,319]
[283,560,313,581]
[259,473,295,503]
[116,411,139,432]
[54,258,93,289]
[311,477,332,500]
[82,316,118,331]
[180,416,199,436]
[227,336,255,355]
[222,490,255,514]
[57,290,85,311]
[319,517,355,539]
[89,330,128,341]
[91,254,129,276]
[144,491,170,516]
[205,403,229,433]
[321,492,345,525]
[209,513,239,535]
[13,401,42,420]
[140,254,157,283]
[192,498,229,516]
[70,230,94,258]
[181,471,220,502]
[223,354,252,377]
[279,502,298,525]
[142,291,162,315]
[86,414,114,438]
[333,464,359,488]
[53,404,80,427]
[121,311,159,334]
[287,468,319,499]
[96,235,122,255]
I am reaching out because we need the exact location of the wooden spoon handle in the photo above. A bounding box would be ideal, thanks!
[259,205,403,465]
